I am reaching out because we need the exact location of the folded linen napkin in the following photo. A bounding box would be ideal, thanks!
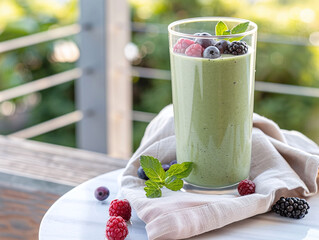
[120,105,319,240]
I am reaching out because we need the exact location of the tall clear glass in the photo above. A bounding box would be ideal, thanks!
[168,17,257,192]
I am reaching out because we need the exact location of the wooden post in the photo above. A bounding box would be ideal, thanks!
[77,0,132,159]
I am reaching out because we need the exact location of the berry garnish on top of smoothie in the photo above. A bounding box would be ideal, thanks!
[173,20,250,58]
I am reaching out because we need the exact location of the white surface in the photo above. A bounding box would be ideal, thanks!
[39,169,319,240]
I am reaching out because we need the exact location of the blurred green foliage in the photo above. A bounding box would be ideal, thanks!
[130,0,319,148]
[0,0,77,146]
[0,0,319,152]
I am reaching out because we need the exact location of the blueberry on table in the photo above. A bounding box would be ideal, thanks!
[194,32,216,48]
[162,164,170,171]
[169,160,177,166]
[94,186,110,201]
[203,46,221,59]
[137,166,149,180]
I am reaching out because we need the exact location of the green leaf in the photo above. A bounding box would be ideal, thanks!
[223,30,231,35]
[166,162,193,179]
[231,22,249,34]
[228,22,249,42]
[164,176,183,191]
[140,155,165,183]
[215,21,228,36]
[144,180,162,198]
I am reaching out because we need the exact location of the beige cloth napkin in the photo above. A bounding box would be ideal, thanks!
[120,105,319,240]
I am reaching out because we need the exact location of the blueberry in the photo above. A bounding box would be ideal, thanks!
[162,164,170,171]
[203,46,221,59]
[194,32,216,48]
[214,40,230,54]
[169,160,177,166]
[94,186,110,201]
[192,32,201,40]
[137,166,149,180]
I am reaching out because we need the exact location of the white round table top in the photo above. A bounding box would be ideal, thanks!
[39,169,319,240]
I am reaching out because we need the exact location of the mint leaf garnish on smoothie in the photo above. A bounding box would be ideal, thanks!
[215,21,249,42]
[140,155,193,198]
[215,21,228,36]
[229,21,249,42]
[231,22,249,34]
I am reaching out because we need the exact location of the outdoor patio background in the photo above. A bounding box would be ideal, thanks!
[0,1,319,239]
[0,0,319,153]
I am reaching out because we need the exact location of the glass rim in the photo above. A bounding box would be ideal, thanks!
[168,17,258,39]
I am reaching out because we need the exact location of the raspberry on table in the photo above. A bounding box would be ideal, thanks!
[185,43,204,57]
[106,216,128,240]
[109,199,132,221]
[237,179,255,196]
[173,38,195,54]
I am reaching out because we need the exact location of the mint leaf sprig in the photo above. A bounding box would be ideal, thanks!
[215,21,249,42]
[140,155,193,198]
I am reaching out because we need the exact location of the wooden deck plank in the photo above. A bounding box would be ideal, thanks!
[0,136,128,186]
[0,177,65,240]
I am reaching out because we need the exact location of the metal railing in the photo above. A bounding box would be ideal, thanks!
[0,25,82,138]
[0,18,318,155]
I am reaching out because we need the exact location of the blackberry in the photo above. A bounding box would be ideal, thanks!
[272,197,310,219]
[227,41,248,55]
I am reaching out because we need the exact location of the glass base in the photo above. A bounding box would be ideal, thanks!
[181,180,239,195]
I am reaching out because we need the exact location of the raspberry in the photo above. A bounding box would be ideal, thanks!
[173,38,195,54]
[109,199,132,221]
[185,43,204,57]
[105,216,128,240]
[237,179,255,196]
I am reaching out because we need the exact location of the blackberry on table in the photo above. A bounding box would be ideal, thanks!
[227,41,248,55]
[272,196,310,219]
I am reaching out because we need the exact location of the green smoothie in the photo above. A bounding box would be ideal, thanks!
[170,50,255,188]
